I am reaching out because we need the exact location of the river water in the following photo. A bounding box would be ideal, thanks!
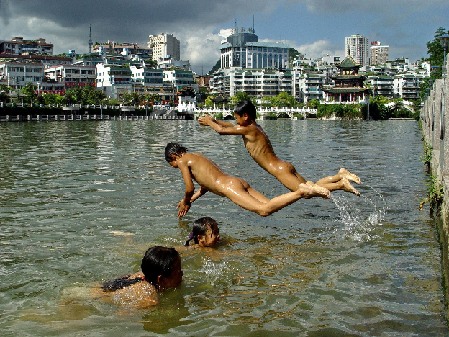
[0,119,447,336]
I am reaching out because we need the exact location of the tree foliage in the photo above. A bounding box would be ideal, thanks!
[230,91,252,106]
[288,48,301,68]
[317,103,363,120]
[0,84,11,102]
[426,27,449,80]
[265,91,297,107]
[64,85,106,105]
[21,83,37,103]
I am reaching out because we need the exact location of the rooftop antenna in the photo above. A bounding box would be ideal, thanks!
[88,24,93,54]
[252,15,255,33]
[234,19,237,34]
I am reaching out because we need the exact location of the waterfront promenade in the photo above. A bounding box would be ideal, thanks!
[0,106,318,122]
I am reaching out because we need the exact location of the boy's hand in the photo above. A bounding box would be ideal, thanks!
[177,199,191,217]
[198,115,213,126]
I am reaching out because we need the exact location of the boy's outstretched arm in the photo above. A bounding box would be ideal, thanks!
[178,186,208,218]
[191,186,208,203]
[177,160,195,217]
[198,115,248,136]
[199,115,234,128]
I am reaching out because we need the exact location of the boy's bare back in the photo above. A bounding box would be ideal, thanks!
[178,152,238,197]
[199,115,286,175]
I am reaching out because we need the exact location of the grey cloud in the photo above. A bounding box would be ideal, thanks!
[301,0,446,14]
[5,0,274,48]
[0,0,11,24]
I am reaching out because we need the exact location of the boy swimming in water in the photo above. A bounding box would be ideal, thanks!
[185,216,220,247]
[100,246,182,308]
[165,142,330,218]
[198,99,361,196]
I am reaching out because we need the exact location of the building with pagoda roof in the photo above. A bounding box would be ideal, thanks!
[322,56,370,103]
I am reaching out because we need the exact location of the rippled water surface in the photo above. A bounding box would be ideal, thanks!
[0,119,447,336]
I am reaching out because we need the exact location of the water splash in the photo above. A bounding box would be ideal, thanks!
[199,258,230,286]
[331,185,387,242]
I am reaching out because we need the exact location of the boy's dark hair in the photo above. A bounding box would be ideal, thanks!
[102,246,180,291]
[141,246,180,288]
[185,217,219,246]
[165,142,187,162]
[234,99,256,120]
[101,274,142,292]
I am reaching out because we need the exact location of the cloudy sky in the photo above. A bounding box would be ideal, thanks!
[0,0,448,74]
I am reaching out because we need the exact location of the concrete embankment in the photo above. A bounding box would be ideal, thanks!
[420,62,449,312]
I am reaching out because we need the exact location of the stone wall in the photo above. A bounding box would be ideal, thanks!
[420,60,449,306]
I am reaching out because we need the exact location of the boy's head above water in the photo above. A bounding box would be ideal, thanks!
[165,142,187,163]
[141,246,183,290]
[234,99,257,121]
[185,217,220,247]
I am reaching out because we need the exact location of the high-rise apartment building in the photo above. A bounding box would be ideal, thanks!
[345,34,369,67]
[148,33,180,62]
[370,41,389,66]
[220,27,289,70]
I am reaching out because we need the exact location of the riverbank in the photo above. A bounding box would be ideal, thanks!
[0,113,187,122]
[0,105,193,121]
[420,67,449,321]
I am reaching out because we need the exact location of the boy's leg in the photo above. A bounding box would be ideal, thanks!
[247,188,270,203]
[316,178,360,196]
[338,168,361,184]
[274,171,307,191]
[315,168,361,186]
[225,183,329,217]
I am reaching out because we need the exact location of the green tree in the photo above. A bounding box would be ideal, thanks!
[64,87,82,105]
[288,48,301,68]
[21,83,37,104]
[64,85,106,105]
[426,27,448,80]
[270,92,297,107]
[204,96,215,108]
[0,84,11,103]
[307,99,320,109]
[366,95,391,120]
[42,93,64,106]
[230,91,252,106]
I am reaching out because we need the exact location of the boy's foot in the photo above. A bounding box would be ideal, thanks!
[299,182,330,199]
[339,168,361,184]
[341,178,360,196]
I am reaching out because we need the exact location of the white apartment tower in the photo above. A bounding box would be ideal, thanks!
[370,41,389,66]
[345,34,369,67]
[219,28,289,70]
[148,33,180,62]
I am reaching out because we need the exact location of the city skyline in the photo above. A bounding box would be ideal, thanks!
[0,0,448,74]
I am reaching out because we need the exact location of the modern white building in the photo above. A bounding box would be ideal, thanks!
[45,64,96,89]
[393,73,425,100]
[96,63,133,98]
[0,61,44,90]
[210,68,292,97]
[129,65,170,96]
[163,69,198,92]
[345,34,369,67]
[0,36,53,55]
[293,71,325,103]
[148,33,180,61]
[367,75,394,97]
[220,28,289,70]
[93,41,152,58]
[370,41,389,66]
[157,57,191,70]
